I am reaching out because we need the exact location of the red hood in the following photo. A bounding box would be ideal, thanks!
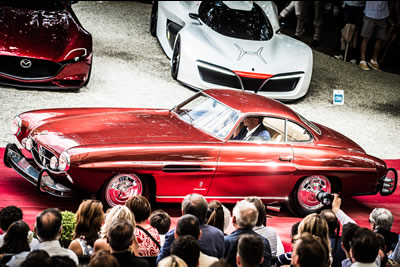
[0,7,77,61]
[31,109,218,154]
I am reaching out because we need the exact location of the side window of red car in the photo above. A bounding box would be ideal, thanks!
[287,121,312,142]
[262,117,285,142]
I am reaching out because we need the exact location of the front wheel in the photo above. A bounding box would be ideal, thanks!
[101,173,149,208]
[171,36,181,80]
[288,175,332,217]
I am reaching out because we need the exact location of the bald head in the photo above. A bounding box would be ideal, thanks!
[36,208,62,241]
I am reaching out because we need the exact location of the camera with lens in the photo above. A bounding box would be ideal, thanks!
[315,190,334,206]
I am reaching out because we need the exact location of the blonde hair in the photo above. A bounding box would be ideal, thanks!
[100,205,136,239]
[295,213,331,266]
[158,255,188,267]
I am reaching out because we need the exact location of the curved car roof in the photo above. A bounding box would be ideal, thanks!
[203,89,301,121]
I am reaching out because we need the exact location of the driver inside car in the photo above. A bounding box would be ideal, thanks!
[232,116,271,141]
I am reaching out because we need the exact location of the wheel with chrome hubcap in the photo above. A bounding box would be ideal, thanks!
[102,174,146,208]
[289,175,332,217]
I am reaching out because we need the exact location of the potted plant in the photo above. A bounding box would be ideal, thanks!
[60,210,76,248]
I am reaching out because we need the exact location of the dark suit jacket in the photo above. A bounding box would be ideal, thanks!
[233,124,270,141]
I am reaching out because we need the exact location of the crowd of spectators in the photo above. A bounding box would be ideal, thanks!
[277,1,400,73]
[0,193,399,267]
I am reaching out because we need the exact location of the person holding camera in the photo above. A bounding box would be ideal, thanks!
[320,209,347,267]
[331,194,398,253]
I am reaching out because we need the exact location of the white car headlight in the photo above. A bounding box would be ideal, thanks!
[59,152,70,171]
[25,138,33,151]
[12,116,22,135]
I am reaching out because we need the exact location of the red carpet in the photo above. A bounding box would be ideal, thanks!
[1,148,399,252]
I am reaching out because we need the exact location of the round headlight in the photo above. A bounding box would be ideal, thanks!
[59,152,70,171]
[12,116,22,135]
[50,156,58,170]
[25,138,33,151]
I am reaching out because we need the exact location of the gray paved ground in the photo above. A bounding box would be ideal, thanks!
[0,1,399,159]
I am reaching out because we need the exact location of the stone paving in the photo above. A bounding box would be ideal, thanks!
[0,1,399,159]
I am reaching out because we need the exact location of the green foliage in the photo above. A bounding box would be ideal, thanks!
[60,210,76,248]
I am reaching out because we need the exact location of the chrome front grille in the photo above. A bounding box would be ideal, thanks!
[31,140,56,169]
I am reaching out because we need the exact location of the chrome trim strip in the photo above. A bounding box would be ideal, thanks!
[295,166,376,172]
[156,196,288,200]
[105,161,216,166]
[163,167,216,171]
[83,159,373,172]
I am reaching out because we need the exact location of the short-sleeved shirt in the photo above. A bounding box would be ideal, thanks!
[135,226,161,256]
[364,1,389,20]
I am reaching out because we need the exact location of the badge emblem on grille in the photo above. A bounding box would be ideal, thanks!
[20,59,32,68]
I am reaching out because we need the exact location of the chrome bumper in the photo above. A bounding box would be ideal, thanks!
[4,143,74,198]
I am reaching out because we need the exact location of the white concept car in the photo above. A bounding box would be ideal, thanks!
[150,1,313,101]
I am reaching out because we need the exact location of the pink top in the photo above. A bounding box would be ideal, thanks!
[134,226,161,256]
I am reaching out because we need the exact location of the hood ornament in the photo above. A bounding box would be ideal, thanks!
[234,44,266,64]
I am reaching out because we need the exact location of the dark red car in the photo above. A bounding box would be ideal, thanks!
[0,0,92,89]
[4,89,397,216]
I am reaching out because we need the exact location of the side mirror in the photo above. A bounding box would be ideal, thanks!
[189,13,202,25]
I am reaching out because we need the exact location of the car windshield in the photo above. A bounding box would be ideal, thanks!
[0,0,65,10]
[175,93,239,138]
[198,1,273,41]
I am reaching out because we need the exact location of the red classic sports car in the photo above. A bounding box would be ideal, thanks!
[0,0,92,89]
[4,89,397,216]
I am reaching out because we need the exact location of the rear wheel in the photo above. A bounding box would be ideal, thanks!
[288,175,332,217]
[150,1,158,37]
[101,174,150,208]
[171,37,181,80]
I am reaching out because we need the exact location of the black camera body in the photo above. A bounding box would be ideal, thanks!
[315,190,334,206]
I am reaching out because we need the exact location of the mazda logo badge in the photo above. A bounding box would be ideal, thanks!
[20,59,32,68]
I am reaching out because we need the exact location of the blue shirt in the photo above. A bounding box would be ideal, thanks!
[156,224,224,264]
[344,1,365,8]
[364,1,389,20]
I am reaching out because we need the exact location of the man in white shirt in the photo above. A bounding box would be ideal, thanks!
[7,208,79,267]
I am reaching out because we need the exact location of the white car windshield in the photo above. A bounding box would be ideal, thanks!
[198,1,273,41]
[176,93,239,138]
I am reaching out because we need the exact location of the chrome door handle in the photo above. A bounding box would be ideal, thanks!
[279,156,293,162]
